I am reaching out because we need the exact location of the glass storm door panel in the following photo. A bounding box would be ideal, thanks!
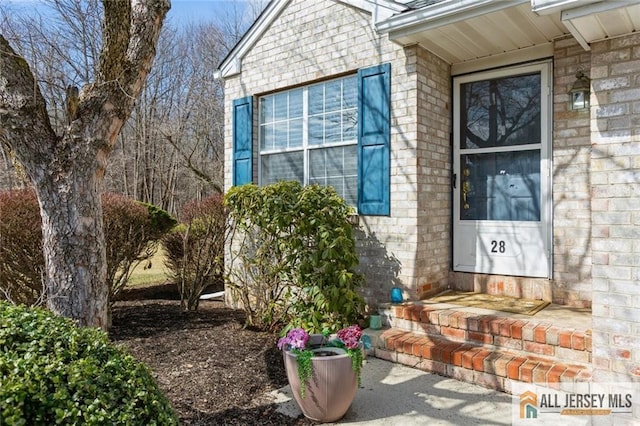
[453,62,552,278]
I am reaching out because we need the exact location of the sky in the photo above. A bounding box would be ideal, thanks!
[2,0,262,27]
[167,0,257,26]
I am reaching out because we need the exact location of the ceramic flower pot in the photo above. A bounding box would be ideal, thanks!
[283,346,358,423]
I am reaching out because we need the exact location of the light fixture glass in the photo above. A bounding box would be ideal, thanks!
[570,70,590,110]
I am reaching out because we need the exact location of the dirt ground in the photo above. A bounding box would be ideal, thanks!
[109,284,315,425]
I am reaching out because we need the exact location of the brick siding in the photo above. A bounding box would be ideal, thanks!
[589,34,640,382]
[223,0,450,307]
[552,36,593,307]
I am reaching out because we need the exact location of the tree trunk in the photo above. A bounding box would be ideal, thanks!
[35,163,108,327]
[0,0,169,329]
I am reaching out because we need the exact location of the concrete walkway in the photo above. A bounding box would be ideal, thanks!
[269,357,513,425]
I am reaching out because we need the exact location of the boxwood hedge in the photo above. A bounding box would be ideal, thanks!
[0,302,178,425]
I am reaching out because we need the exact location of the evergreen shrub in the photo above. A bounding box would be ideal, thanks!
[0,302,178,425]
[225,182,364,333]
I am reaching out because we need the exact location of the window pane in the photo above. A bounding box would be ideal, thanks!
[260,97,273,123]
[325,147,343,176]
[343,147,357,175]
[289,89,303,118]
[343,176,357,206]
[460,150,540,221]
[274,125,287,150]
[289,118,303,148]
[260,124,274,150]
[309,85,323,115]
[325,80,341,112]
[343,77,357,108]
[324,112,341,143]
[309,145,357,204]
[461,73,541,149]
[308,115,323,146]
[343,110,357,140]
[274,93,288,121]
[261,152,304,185]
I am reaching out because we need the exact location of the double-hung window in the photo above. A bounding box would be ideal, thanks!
[232,63,390,216]
[259,76,358,206]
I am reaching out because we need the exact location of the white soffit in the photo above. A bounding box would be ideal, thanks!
[379,1,566,65]
[561,1,640,50]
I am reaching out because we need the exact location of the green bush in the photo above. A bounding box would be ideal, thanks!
[163,194,226,311]
[225,181,364,333]
[0,189,175,308]
[0,302,178,425]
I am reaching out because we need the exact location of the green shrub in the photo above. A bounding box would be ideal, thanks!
[225,182,364,333]
[0,189,175,308]
[0,302,178,425]
[163,194,226,311]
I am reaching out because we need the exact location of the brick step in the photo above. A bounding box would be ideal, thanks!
[379,302,592,365]
[370,328,592,393]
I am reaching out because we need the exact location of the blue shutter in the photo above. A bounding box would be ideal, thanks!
[232,96,253,186]
[358,63,390,215]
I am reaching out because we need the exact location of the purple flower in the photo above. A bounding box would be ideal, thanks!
[337,325,362,349]
[277,328,310,350]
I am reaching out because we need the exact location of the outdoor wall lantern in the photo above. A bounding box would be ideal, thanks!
[569,70,590,110]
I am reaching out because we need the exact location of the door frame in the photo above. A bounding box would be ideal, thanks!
[452,61,553,279]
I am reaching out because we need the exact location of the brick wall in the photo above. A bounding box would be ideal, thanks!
[589,34,640,382]
[223,0,451,307]
[414,45,451,298]
[552,36,593,307]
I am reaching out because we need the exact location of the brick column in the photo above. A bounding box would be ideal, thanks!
[589,34,640,382]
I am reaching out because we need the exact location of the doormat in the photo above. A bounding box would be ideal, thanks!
[426,291,550,316]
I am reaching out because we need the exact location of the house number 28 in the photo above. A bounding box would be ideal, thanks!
[491,240,506,253]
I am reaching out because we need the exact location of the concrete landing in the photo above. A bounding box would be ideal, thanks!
[268,357,512,425]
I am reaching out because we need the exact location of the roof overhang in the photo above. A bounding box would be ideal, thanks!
[377,0,640,69]
[557,1,640,50]
[377,0,530,36]
[377,0,563,68]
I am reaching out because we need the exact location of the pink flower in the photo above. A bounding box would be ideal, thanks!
[337,325,362,349]
[277,328,310,350]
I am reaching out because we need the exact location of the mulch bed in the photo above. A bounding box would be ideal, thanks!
[109,284,315,425]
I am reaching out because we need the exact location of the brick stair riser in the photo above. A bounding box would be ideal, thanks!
[380,305,592,365]
[374,330,592,394]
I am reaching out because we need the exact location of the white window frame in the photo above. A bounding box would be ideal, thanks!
[258,75,358,205]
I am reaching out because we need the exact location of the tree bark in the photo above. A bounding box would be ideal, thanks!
[0,0,169,328]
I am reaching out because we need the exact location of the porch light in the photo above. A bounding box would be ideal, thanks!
[569,70,590,110]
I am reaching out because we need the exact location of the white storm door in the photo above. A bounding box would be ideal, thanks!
[453,62,552,278]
